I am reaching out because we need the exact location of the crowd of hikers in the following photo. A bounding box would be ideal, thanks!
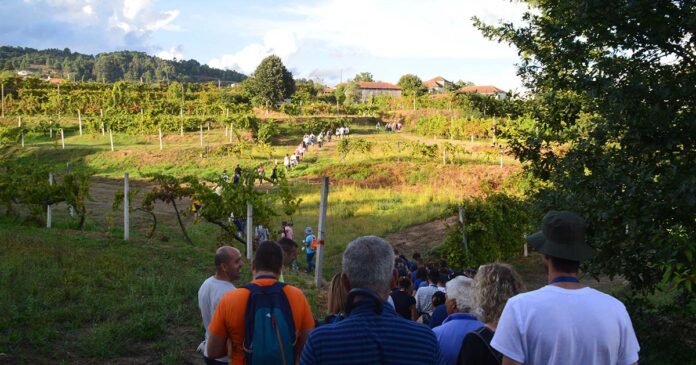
[283,127,350,169]
[197,210,640,365]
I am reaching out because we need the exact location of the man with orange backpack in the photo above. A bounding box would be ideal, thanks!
[304,227,317,273]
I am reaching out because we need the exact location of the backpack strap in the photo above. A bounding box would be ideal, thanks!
[467,326,502,363]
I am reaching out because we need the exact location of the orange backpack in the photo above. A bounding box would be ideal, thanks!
[310,236,319,250]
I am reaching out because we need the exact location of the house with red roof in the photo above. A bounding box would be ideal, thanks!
[457,85,508,99]
[422,76,452,94]
[355,81,401,102]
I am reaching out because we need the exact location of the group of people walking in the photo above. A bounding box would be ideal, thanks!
[196,210,640,365]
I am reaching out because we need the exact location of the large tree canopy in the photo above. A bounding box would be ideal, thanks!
[476,1,695,296]
[397,74,426,97]
[249,55,295,106]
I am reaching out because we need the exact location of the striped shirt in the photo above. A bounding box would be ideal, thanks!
[300,299,446,365]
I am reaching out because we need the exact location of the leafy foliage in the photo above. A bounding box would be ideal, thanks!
[245,55,295,106]
[397,74,426,97]
[437,193,533,269]
[337,138,374,160]
[476,0,696,297]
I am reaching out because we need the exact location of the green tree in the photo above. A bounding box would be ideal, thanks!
[476,3,695,359]
[249,55,295,106]
[397,74,426,97]
[353,72,374,82]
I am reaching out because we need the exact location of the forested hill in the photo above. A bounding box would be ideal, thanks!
[0,46,246,84]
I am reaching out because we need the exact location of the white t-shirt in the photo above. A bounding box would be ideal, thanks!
[197,276,236,360]
[491,285,640,365]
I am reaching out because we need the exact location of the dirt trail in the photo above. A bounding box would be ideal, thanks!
[384,215,459,255]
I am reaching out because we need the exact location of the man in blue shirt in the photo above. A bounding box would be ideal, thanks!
[300,236,445,365]
[433,276,483,365]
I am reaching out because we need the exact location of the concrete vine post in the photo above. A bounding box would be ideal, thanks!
[159,128,163,151]
[315,176,330,288]
[459,206,468,254]
[246,202,253,260]
[78,110,82,135]
[109,129,114,151]
[199,125,203,147]
[124,172,129,241]
[60,129,65,149]
[46,173,53,228]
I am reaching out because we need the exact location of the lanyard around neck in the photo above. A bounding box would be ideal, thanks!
[550,276,580,284]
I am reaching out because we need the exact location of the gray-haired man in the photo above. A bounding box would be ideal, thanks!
[300,236,445,365]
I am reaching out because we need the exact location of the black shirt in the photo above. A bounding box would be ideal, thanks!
[390,289,416,320]
[457,326,502,365]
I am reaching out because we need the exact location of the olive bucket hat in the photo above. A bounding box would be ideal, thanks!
[527,211,596,261]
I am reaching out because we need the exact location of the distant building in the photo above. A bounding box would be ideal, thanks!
[457,85,508,99]
[422,76,452,94]
[16,70,32,77]
[355,82,401,102]
[43,76,65,85]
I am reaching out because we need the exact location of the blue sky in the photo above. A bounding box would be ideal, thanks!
[0,0,530,90]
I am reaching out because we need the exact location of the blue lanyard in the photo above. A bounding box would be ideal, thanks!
[550,276,580,284]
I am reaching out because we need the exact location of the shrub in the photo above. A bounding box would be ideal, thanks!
[437,193,533,270]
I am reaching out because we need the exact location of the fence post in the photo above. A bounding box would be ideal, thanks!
[229,123,233,144]
[315,177,329,288]
[246,202,253,260]
[100,109,105,136]
[18,116,22,127]
[200,125,203,147]
[180,124,183,136]
[21,132,24,148]
[459,206,468,254]
[60,129,65,149]
[159,128,163,151]
[78,109,82,135]
[224,125,228,137]
[47,173,53,228]
[124,172,129,240]
[109,129,114,151]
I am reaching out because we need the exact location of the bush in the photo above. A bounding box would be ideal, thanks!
[437,193,533,270]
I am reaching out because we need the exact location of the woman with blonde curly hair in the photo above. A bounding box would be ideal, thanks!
[457,263,525,365]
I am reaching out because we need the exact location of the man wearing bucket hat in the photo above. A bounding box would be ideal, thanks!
[491,211,640,365]
[304,227,316,273]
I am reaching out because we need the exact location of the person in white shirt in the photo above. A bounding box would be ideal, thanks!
[197,246,243,365]
[492,211,640,365]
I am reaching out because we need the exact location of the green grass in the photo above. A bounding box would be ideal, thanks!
[0,117,521,363]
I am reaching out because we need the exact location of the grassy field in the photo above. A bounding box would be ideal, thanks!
[1,114,523,364]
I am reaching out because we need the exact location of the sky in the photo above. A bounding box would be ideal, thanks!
[0,0,530,90]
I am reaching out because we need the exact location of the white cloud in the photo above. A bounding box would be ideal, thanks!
[157,45,183,60]
[208,29,300,74]
[108,1,181,35]
[282,0,527,60]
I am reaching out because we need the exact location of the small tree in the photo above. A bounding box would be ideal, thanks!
[398,74,426,97]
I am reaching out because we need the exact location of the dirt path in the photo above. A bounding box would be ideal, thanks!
[385,215,459,255]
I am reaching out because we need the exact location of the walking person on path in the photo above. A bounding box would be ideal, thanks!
[303,227,316,273]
